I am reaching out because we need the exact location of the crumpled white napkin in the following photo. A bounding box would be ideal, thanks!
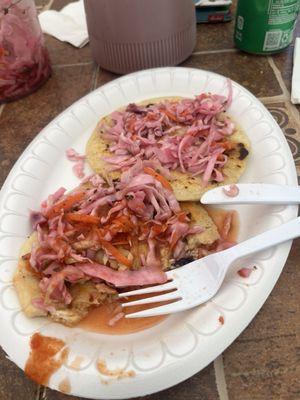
[291,37,300,104]
[38,0,88,48]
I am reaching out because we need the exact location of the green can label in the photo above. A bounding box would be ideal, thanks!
[234,0,300,54]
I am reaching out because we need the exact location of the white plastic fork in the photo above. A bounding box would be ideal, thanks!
[120,216,300,318]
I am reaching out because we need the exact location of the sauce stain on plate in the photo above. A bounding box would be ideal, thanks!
[69,355,85,370]
[25,333,68,385]
[58,376,71,394]
[205,207,239,242]
[97,359,135,379]
[78,300,168,335]
[78,208,238,336]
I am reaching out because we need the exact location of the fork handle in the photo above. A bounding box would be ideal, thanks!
[224,216,300,262]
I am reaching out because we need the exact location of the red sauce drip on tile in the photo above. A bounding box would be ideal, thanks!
[25,333,68,385]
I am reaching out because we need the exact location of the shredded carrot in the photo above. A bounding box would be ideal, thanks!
[143,167,173,191]
[163,110,178,123]
[65,213,100,224]
[146,113,157,122]
[128,119,136,133]
[96,229,133,268]
[47,192,85,218]
[170,231,181,250]
[181,109,192,117]
[140,225,150,237]
[151,224,167,236]
[113,215,133,229]
[111,240,130,246]
[221,141,235,150]
[177,212,188,223]
[107,215,134,237]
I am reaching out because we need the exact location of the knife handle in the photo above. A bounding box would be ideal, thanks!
[201,184,300,205]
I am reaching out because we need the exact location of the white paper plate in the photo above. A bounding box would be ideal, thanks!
[0,67,297,399]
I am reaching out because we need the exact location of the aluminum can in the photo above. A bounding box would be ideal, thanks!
[234,0,300,54]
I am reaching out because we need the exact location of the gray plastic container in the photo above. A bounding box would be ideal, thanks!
[84,0,196,74]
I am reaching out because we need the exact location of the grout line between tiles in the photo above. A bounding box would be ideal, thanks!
[237,332,296,344]
[214,355,230,400]
[43,0,54,11]
[53,62,94,68]
[91,64,100,90]
[192,48,237,56]
[229,364,297,379]
[284,98,300,122]
[0,104,5,118]
[94,67,102,89]
[39,386,47,400]
[258,94,289,103]
[35,385,42,400]
[267,56,290,98]
[267,56,300,121]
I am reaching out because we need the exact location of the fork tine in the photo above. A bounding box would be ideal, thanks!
[118,281,177,298]
[125,299,186,318]
[122,290,180,307]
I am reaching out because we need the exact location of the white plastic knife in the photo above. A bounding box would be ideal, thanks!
[200,184,300,205]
